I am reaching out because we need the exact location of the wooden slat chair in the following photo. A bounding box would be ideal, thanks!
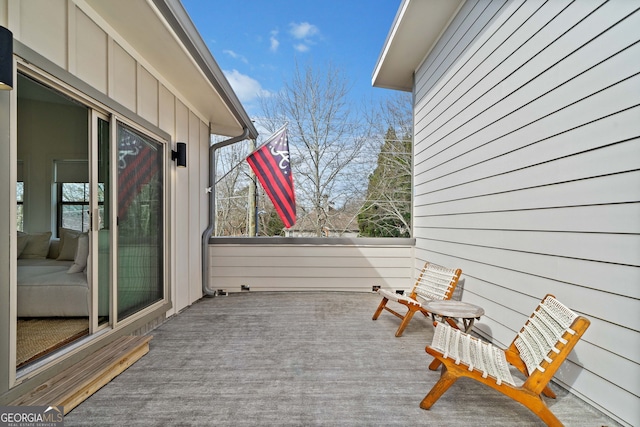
[372,262,462,337]
[421,294,590,427]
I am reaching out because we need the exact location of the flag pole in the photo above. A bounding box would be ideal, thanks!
[215,123,290,185]
[273,121,288,135]
[251,122,288,152]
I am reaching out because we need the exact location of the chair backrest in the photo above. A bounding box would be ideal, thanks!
[412,263,461,303]
[513,294,585,376]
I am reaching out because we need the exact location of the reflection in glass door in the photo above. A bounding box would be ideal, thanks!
[116,123,164,319]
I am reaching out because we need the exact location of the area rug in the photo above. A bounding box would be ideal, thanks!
[17,318,89,368]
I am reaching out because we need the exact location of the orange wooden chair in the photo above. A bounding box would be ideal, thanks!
[421,294,590,427]
[372,262,462,337]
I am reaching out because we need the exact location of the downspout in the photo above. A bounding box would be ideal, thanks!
[202,126,250,296]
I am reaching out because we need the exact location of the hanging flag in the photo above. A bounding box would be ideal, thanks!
[247,126,296,228]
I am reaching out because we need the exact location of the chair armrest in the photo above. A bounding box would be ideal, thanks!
[377,289,421,306]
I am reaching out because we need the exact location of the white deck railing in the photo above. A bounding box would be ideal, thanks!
[208,237,416,294]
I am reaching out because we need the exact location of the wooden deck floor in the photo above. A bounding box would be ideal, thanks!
[11,336,152,414]
[63,292,620,426]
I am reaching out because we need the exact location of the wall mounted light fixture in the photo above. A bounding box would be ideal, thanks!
[0,26,13,90]
[171,142,187,167]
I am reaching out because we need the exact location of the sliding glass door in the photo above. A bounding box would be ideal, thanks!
[91,117,166,326]
[15,71,168,371]
[116,123,164,319]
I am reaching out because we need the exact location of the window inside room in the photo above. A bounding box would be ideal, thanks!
[56,182,104,233]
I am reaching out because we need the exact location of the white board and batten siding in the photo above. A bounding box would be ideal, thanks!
[412,0,639,425]
[6,0,211,315]
[208,239,414,294]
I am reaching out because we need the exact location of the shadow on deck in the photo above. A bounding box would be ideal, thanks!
[65,292,620,426]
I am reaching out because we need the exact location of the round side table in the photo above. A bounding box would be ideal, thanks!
[423,300,485,333]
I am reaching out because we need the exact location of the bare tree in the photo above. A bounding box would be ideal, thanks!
[362,91,412,147]
[359,92,413,237]
[213,138,252,236]
[258,61,368,236]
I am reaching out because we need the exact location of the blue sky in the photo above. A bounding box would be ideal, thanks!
[181,0,402,118]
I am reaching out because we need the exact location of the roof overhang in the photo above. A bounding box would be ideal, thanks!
[84,0,258,139]
[372,0,464,92]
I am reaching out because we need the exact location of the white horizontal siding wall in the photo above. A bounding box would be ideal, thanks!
[208,239,414,293]
[412,0,639,426]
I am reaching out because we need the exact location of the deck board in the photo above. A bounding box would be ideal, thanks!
[62,293,622,426]
[11,335,152,414]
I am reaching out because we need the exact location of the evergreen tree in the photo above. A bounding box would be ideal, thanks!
[358,127,411,237]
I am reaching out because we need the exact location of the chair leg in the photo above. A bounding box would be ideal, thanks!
[428,358,442,371]
[534,403,563,427]
[420,365,458,410]
[515,393,563,427]
[541,385,556,399]
[395,308,417,337]
[372,297,389,320]
[445,317,459,329]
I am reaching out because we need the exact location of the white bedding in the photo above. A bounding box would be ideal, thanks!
[17,258,89,317]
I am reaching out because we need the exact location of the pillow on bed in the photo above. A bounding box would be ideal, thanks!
[57,228,83,261]
[47,239,60,259]
[67,234,89,274]
[17,231,29,258]
[19,231,52,259]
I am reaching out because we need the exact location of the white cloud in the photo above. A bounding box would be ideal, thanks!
[223,49,248,64]
[289,22,319,39]
[288,22,319,53]
[224,69,271,104]
[269,30,280,52]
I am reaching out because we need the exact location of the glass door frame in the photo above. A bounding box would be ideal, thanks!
[12,60,173,381]
[110,115,170,329]
[89,111,112,334]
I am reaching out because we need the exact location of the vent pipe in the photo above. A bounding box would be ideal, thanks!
[201,127,250,296]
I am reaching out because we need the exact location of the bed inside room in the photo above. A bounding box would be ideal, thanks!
[15,73,93,368]
[15,231,91,368]
[17,230,90,317]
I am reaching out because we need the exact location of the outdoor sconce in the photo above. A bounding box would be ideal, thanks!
[0,26,13,90]
[171,142,187,167]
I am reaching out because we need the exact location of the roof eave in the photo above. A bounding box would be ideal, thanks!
[372,0,465,92]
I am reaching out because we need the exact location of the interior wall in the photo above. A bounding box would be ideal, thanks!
[17,93,87,233]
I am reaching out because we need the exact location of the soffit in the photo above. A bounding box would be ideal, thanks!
[84,0,257,138]
[372,0,464,92]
